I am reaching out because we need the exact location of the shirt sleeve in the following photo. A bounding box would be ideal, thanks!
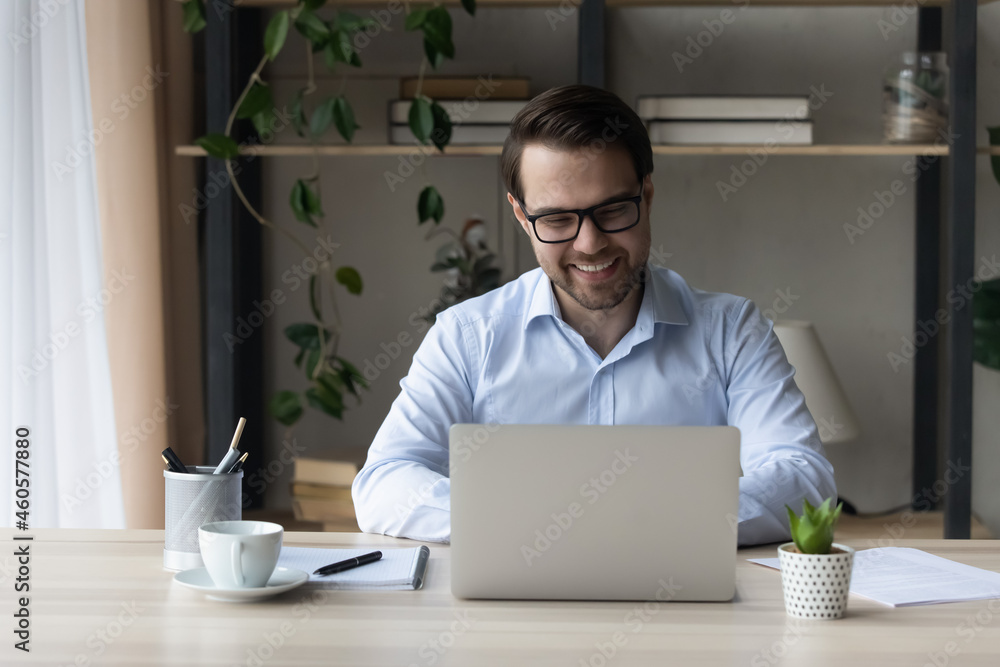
[351,309,474,543]
[725,298,838,547]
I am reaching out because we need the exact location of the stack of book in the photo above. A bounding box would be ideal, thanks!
[637,95,814,145]
[389,76,530,145]
[291,456,360,530]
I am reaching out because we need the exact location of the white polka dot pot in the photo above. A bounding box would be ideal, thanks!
[777,542,855,620]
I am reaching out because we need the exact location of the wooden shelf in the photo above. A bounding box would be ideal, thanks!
[176,144,1000,157]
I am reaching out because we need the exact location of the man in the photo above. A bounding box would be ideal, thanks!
[352,85,836,546]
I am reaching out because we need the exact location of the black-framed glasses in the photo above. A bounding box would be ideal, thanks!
[516,182,644,244]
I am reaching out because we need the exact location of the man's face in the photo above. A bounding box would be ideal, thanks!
[508,144,653,312]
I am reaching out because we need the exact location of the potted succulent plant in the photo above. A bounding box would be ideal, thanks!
[778,497,854,619]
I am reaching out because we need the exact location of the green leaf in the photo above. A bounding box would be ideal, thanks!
[335,266,363,295]
[336,357,368,396]
[317,369,345,396]
[405,8,429,31]
[430,102,453,151]
[309,275,322,321]
[264,11,290,61]
[424,40,444,70]
[289,179,322,226]
[461,0,476,16]
[293,347,306,368]
[306,385,344,420]
[251,109,276,139]
[291,89,308,138]
[304,347,323,377]
[408,96,434,144]
[236,83,272,120]
[336,11,376,32]
[422,7,454,59]
[181,0,206,33]
[418,185,444,224]
[195,133,240,160]
[303,0,327,11]
[332,97,360,143]
[294,11,330,48]
[284,323,323,350]
[269,391,303,426]
[310,96,336,137]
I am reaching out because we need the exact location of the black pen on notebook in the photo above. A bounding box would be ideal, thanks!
[313,550,382,576]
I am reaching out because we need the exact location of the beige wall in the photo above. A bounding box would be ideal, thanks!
[242,5,1000,535]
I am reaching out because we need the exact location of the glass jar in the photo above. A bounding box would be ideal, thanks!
[882,52,949,144]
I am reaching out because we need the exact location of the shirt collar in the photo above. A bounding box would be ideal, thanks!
[522,263,689,329]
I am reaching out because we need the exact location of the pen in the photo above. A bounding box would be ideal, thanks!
[161,453,183,473]
[162,447,188,473]
[313,550,382,576]
[226,451,248,474]
[213,417,246,474]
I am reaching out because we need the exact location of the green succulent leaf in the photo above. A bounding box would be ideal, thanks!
[786,497,842,554]
[306,384,344,420]
[269,390,303,426]
[335,266,363,295]
[429,102,453,151]
[332,96,360,143]
[181,0,206,33]
[408,96,434,144]
[289,179,323,227]
[405,8,429,31]
[418,185,444,225]
[194,133,240,160]
[294,11,330,48]
[236,82,273,120]
[264,11,290,61]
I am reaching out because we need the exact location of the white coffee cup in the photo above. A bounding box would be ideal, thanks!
[198,520,283,589]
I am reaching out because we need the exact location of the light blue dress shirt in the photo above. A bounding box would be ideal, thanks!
[352,263,836,546]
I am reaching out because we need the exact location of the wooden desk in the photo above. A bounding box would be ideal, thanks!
[3,529,1000,666]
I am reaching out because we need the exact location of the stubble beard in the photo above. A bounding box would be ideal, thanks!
[547,253,648,312]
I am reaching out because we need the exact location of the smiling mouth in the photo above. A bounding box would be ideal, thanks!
[571,258,616,273]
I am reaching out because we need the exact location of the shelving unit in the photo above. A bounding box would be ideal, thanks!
[185,0,983,535]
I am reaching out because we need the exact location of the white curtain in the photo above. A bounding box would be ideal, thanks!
[0,0,124,528]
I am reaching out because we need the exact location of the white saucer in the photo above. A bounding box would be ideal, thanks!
[173,566,309,602]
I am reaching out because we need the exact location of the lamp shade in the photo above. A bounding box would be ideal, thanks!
[772,320,860,445]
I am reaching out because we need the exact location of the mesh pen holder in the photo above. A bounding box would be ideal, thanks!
[164,466,243,571]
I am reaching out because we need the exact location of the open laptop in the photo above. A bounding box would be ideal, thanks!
[449,424,741,601]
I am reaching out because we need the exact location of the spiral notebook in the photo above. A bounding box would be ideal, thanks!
[277,546,430,590]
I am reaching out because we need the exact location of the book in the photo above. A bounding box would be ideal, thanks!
[636,95,811,121]
[749,547,1000,607]
[293,497,357,523]
[291,482,354,502]
[400,76,530,100]
[645,120,812,145]
[292,456,359,487]
[278,545,431,590]
[389,99,527,125]
[389,124,510,145]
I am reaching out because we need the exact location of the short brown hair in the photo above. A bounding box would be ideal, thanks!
[500,85,653,204]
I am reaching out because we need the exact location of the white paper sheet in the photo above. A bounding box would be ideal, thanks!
[749,547,1000,607]
[278,546,430,590]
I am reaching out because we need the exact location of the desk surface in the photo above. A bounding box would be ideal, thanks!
[2,529,1000,666]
